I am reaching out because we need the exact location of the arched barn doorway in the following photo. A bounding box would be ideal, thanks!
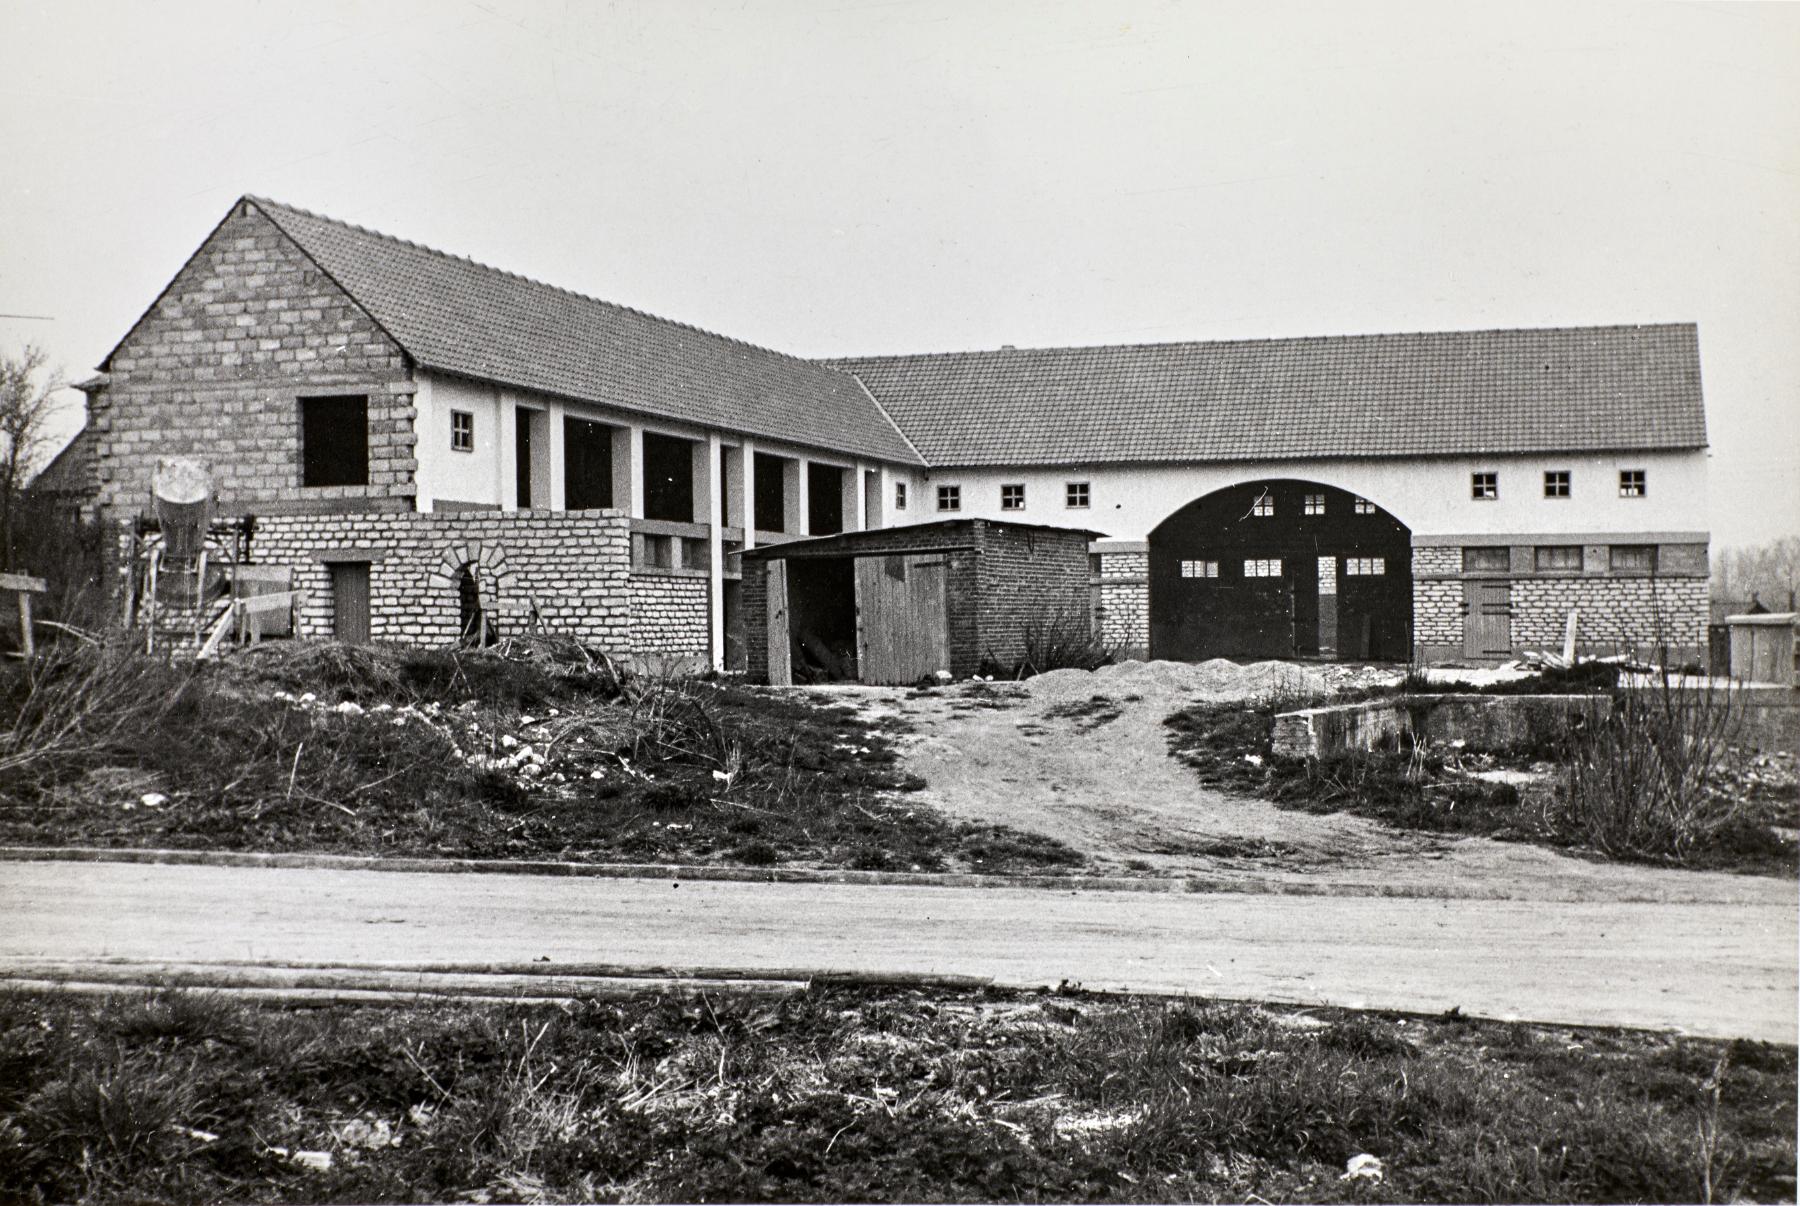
[1148,480,1412,662]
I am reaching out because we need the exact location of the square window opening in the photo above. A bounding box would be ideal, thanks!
[937,484,961,512]
[1066,481,1090,508]
[1544,470,1570,498]
[1471,472,1498,500]
[1000,483,1026,511]
[1620,469,1646,498]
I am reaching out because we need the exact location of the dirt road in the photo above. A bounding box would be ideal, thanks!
[847,664,1793,906]
[2,859,1793,1042]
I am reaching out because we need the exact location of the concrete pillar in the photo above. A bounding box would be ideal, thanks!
[736,440,757,549]
[545,401,566,510]
[497,392,518,510]
[706,433,725,670]
[621,426,645,518]
[846,461,867,531]
[790,457,808,536]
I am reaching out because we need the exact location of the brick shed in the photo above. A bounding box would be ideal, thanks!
[740,519,1102,685]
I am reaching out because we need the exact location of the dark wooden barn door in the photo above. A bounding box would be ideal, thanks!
[329,562,371,644]
[1463,579,1512,659]
[855,554,950,684]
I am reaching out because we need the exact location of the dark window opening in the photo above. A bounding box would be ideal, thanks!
[515,408,535,508]
[895,481,908,510]
[1544,470,1570,498]
[1000,483,1025,511]
[643,432,696,522]
[1620,469,1646,497]
[1066,481,1089,508]
[564,417,614,510]
[451,410,474,452]
[1471,472,1498,500]
[300,395,369,488]
[808,462,844,535]
[1463,546,1510,573]
[754,452,787,532]
[937,484,960,511]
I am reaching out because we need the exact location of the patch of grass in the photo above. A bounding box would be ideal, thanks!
[1,986,1791,1204]
[0,641,1080,876]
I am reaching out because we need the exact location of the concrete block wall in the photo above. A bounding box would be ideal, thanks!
[628,573,710,653]
[1092,550,1149,653]
[90,201,418,518]
[1511,575,1708,654]
[1411,546,1464,649]
[252,510,631,647]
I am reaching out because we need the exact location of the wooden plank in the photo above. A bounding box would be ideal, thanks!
[0,573,47,593]
[766,561,792,686]
[238,590,305,617]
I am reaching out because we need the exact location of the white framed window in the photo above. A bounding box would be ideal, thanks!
[894,481,907,510]
[1000,483,1025,511]
[1472,472,1498,500]
[1344,557,1386,576]
[1353,496,1375,514]
[450,409,474,453]
[1303,493,1326,515]
[1244,558,1283,577]
[937,484,961,512]
[1180,559,1219,579]
[1250,492,1274,517]
[1065,481,1090,508]
[1544,470,1570,498]
[1619,469,1646,497]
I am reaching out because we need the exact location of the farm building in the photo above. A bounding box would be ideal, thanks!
[56,195,1711,672]
[739,519,1099,685]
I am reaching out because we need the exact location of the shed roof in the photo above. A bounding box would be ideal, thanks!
[740,517,1108,559]
[207,198,925,466]
[828,324,1707,467]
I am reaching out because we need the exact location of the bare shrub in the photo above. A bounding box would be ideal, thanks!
[0,641,196,788]
[1542,677,1744,862]
[1014,607,1117,678]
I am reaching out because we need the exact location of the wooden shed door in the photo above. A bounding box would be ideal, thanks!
[1463,579,1511,659]
[765,560,792,686]
[855,554,950,684]
[330,562,371,644]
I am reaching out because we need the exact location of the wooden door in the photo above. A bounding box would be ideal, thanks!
[765,560,792,686]
[330,562,371,644]
[855,554,950,684]
[1463,579,1511,659]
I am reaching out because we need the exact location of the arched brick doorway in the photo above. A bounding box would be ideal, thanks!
[1148,479,1412,662]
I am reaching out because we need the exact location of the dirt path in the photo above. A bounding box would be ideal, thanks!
[3,859,1793,1041]
[833,662,1795,906]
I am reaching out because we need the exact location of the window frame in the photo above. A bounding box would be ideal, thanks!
[1179,559,1220,579]
[894,481,907,510]
[1344,556,1387,576]
[1462,546,1511,574]
[450,409,475,453]
[1000,483,1026,511]
[1471,471,1499,500]
[1065,481,1090,509]
[1302,493,1326,515]
[1543,469,1570,498]
[936,484,961,512]
[1619,469,1647,498]
[1609,544,1658,573]
[1250,493,1274,517]
[1352,496,1376,515]
[1244,557,1283,578]
[1534,545,1584,573]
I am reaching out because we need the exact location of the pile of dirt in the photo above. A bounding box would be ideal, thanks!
[1026,659,1328,705]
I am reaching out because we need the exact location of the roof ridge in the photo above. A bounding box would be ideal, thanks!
[244,194,832,369]
[820,320,1698,364]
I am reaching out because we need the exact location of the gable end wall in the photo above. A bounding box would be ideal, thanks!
[92,201,417,517]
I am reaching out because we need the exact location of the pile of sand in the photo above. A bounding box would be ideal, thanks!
[1025,659,1328,704]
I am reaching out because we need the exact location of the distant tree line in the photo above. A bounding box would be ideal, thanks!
[1713,535,1800,615]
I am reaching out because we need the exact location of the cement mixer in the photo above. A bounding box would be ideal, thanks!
[141,458,220,650]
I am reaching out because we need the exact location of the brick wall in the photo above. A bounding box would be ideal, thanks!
[1092,550,1149,653]
[252,510,630,647]
[629,573,710,653]
[973,524,1094,671]
[1412,545,1464,648]
[90,201,418,518]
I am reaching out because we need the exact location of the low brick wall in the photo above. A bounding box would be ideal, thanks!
[253,510,631,648]
[1271,693,1611,759]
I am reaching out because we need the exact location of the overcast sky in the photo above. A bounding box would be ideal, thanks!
[3,0,1796,547]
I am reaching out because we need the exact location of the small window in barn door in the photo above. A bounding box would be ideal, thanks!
[1249,491,1274,517]
[1180,559,1219,578]
[1000,483,1025,510]
[1344,557,1386,575]
[1244,558,1282,577]
[1302,493,1326,515]
[1353,496,1376,514]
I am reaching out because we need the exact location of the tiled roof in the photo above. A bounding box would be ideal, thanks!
[828,324,1707,467]
[246,198,924,466]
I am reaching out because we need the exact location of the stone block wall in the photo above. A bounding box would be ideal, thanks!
[1411,546,1464,649]
[629,573,710,653]
[252,510,630,648]
[1092,550,1149,653]
[90,200,418,518]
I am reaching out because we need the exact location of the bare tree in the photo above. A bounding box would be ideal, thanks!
[1,344,66,571]
[1713,535,1800,613]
